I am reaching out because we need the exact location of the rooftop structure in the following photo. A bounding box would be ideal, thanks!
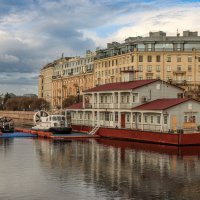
[95,30,200,60]
[53,50,95,79]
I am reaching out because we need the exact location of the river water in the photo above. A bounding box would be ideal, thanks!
[0,137,200,200]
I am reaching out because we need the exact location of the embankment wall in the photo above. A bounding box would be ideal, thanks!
[0,111,34,128]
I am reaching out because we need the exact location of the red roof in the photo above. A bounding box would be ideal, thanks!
[66,102,83,109]
[132,98,191,110]
[84,79,158,92]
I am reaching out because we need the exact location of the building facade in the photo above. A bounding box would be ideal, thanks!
[39,30,200,110]
[51,50,95,110]
[94,31,200,92]
[38,62,55,104]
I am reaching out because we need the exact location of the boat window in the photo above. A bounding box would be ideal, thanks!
[53,116,57,121]
[57,116,61,121]
[164,116,168,124]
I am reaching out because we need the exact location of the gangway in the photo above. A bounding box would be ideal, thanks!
[89,126,99,135]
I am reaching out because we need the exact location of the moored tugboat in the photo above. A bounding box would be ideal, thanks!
[0,117,15,133]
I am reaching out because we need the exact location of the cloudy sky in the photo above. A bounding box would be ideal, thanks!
[0,0,200,95]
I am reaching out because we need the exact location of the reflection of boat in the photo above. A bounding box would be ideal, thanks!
[96,138,200,156]
[0,117,15,133]
[32,110,72,134]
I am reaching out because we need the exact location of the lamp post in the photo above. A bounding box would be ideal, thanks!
[74,83,80,103]
[77,87,80,103]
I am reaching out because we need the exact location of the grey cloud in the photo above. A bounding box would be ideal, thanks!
[0,0,198,95]
[0,73,38,85]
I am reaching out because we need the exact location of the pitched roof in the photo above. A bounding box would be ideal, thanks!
[132,98,191,110]
[84,79,159,92]
[66,102,83,109]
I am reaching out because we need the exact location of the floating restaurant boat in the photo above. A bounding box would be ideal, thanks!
[32,110,72,134]
[66,77,200,146]
[0,117,15,133]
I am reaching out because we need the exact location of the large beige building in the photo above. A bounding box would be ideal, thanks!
[94,31,200,92]
[39,30,200,110]
[38,62,55,104]
[52,72,94,109]
[39,51,95,110]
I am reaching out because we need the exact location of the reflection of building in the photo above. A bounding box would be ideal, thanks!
[94,30,200,92]
[35,138,200,199]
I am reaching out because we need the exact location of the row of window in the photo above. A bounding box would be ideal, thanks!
[99,95,137,104]
[97,43,200,59]
[55,64,94,76]
[95,55,200,68]
[184,115,196,123]
[72,112,168,125]
[130,115,166,124]
[72,112,197,125]
[96,74,200,84]
[138,55,198,62]
[138,65,197,72]
[138,75,200,81]
[95,65,200,79]
[58,58,94,68]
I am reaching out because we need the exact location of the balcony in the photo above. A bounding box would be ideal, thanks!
[173,70,186,75]
[99,103,113,109]
[172,80,187,85]
[86,69,93,73]
[85,103,92,109]
[146,71,153,74]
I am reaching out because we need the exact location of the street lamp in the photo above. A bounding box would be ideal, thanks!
[77,87,80,103]
[74,83,80,103]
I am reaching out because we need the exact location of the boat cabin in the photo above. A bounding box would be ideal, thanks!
[40,115,66,127]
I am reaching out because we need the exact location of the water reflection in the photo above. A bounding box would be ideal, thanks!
[35,138,200,199]
[0,138,14,153]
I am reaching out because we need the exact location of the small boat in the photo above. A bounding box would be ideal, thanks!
[0,117,15,133]
[32,110,72,134]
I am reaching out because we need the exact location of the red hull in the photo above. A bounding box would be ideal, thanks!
[72,125,200,146]
[97,128,200,146]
